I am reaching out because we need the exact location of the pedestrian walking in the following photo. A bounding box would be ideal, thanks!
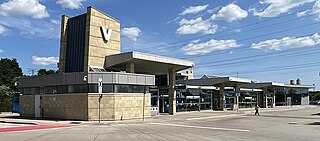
[255,104,260,115]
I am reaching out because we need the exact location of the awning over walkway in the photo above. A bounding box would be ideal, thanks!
[180,77,252,87]
[180,77,315,89]
[104,51,194,75]
[240,82,315,89]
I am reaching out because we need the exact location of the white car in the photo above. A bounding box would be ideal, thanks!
[309,100,320,105]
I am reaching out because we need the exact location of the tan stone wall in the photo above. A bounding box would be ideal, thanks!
[41,94,88,120]
[58,15,69,74]
[88,93,151,121]
[88,94,115,120]
[20,95,35,117]
[84,7,121,72]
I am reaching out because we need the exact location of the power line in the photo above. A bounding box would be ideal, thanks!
[27,68,38,76]
[145,13,316,56]
[176,24,320,60]
[216,61,320,76]
[196,46,320,67]
[131,8,317,53]
[236,69,320,82]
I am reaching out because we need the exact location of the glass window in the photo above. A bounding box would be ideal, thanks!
[114,85,130,93]
[103,85,113,93]
[46,86,56,94]
[68,85,88,93]
[57,85,67,94]
[89,84,113,93]
[21,87,40,95]
[40,87,45,94]
[131,85,145,93]
[88,84,98,93]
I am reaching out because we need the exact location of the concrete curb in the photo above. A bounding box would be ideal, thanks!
[0,120,39,125]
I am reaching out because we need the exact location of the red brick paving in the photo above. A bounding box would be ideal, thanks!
[0,124,72,132]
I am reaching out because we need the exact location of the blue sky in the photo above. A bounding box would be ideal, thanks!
[0,0,319,89]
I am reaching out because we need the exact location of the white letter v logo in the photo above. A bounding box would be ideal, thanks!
[101,27,112,42]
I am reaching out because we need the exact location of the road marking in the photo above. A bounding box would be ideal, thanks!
[186,114,238,121]
[150,123,250,132]
[0,124,72,133]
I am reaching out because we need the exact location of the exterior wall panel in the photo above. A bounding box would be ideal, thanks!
[19,95,35,117]
[65,14,87,73]
[88,93,151,120]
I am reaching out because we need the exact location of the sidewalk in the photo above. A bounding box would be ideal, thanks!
[0,105,316,126]
[238,105,316,114]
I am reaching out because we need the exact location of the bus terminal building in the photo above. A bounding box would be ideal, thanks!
[17,7,315,121]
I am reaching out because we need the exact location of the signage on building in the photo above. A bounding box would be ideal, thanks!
[101,27,112,42]
[98,78,103,93]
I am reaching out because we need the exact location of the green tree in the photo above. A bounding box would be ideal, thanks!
[0,58,22,112]
[46,69,56,75]
[37,69,57,76]
[0,85,13,112]
[0,58,23,88]
[314,94,320,100]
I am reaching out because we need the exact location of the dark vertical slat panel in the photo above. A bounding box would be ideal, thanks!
[65,14,86,73]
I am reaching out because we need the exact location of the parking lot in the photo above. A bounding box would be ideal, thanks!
[0,106,320,141]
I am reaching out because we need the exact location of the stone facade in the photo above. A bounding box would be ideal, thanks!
[41,94,88,120]
[58,15,69,74]
[88,93,151,121]
[19,95,35,117]
[19,7,153,121]
[19,93,151,121]
[58,7,120,73]
[85,7,121,71]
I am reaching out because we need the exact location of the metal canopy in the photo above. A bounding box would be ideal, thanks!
[180,77,252,87]
[105,51,194,75]
[239,82,284,89]
[181,76,315,89]
[240,82,315,89]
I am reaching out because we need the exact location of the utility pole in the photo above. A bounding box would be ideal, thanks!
[27,68,37,76]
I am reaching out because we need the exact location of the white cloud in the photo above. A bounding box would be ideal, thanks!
[211,3,248,22]
[180,4,209,15]
[313,0,320,20]
[121,27,141,41]
[297,10,310,17]
[32,56,59,66]
[176,17,218,35]
[179,17,203,25]
[252,0,315,17]
[0,0,49,19]
[0,49,3,54]
[181,39,241,55]
[56,0,86,10]
[0,17,59,38]
[50,19,60,25]
[0,25,7,35]
[251,33,320,51]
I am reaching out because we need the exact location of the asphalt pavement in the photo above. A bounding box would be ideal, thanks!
[0,105,319,141]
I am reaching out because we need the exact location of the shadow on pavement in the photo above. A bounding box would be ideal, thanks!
[246,114,319,120]
[306,122,320,125]
[0,115,83,125]
[311,112,320,115]
[1,115,44,120]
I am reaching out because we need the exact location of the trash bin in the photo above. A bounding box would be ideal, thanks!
[151,107,158,116]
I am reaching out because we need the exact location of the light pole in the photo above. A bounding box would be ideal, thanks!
[98,78,103,123]
[198,86,201,112]
[99,94,102,123]
[143,86,146,122]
